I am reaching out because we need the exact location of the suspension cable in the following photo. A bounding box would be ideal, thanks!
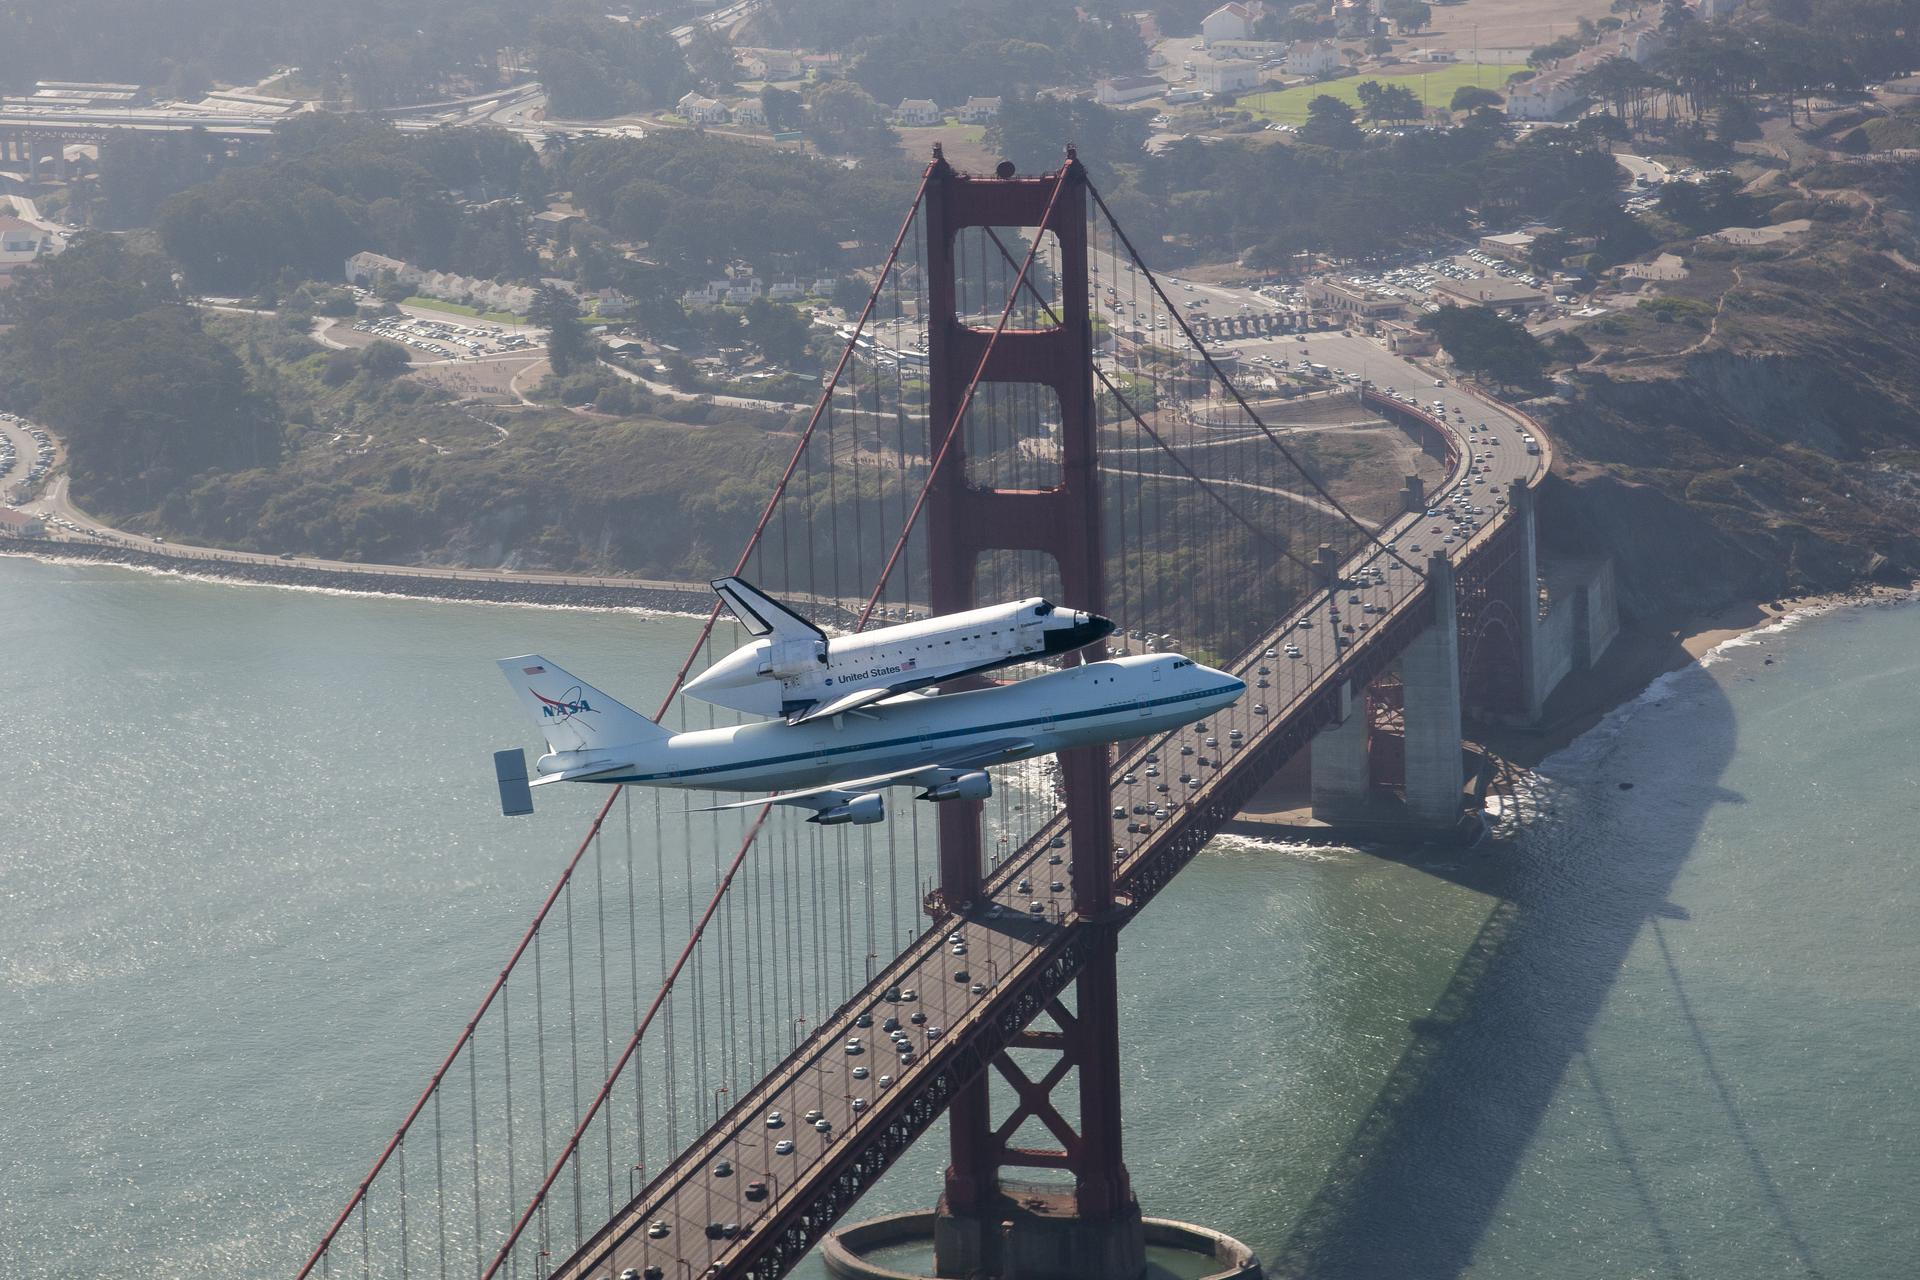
[1084,180,1427,582]
[856,164,1071,629]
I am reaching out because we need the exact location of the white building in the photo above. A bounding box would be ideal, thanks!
[676,92,731,123]
[1505,68,1583,119]
[893,98,942,125]
[1283,39,1343,77]
[956,95,1002,123]
[345,251,413,286]
[1200,2,1267,46]
[1200,60,1264,93]
[733,98,768,127]
[1095,75,1168,105]
[1208,39,1285,62]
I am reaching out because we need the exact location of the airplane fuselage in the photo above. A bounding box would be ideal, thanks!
[552,653,1242,795]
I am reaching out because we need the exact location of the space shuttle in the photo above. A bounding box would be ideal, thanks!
[683,577,1115,724]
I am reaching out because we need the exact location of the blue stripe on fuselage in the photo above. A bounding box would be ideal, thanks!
[594,685,1225,785]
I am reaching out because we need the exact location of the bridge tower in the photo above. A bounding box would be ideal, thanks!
[915,145,1145,1280]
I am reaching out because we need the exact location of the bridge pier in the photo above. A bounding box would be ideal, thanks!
[1401,553,1465,828]
[1511,479,1544,723]
[1308,680,1369,818]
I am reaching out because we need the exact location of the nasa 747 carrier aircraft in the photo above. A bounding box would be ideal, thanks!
[684,577,1115,723]
[492,631,1243,826]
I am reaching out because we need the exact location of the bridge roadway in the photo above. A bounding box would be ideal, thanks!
[551,369,1547,1280]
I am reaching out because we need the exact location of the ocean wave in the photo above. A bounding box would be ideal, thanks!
[1210,833,1355,862]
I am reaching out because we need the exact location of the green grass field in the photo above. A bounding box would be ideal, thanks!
[403,296,526,326]
[1240,63,1528,124]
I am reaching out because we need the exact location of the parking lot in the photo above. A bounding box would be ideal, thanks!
[0,412,55,500]
[348,312,542,362]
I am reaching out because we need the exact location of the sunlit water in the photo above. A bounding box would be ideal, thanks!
[1,556,1913,1278]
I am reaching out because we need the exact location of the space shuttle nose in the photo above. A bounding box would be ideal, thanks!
[1044,611,1116,656]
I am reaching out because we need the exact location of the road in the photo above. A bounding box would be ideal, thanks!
[10,469,714,598]
[549,330,1550,1280]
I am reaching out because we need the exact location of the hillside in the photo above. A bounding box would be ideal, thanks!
[1538,202,1920,624]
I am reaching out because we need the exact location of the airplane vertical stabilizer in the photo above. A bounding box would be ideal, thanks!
[496,655,668,754]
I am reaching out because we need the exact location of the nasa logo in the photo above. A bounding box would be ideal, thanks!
[533,686,597,721]
[824,677,833,686]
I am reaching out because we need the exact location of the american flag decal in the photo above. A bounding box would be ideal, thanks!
[902,658,916,670]
[523,665,547,675]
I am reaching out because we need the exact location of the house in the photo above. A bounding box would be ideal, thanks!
[1479,230,1538,264]
[531,210,583,244]
[1431,277,1549,314]
[344,251,412,287]
[0,215,52,258]
[1095,75,1167,105]
[1698,0,1741,16]
[1306,278,1405,319]
[682,279,732,305]
[893,98,942,125]
[1380,321,1438,356]
[956,95,1002,123]
[1283,40,1343,77]
[676,92,731,124]
[0,507,46,537]
[1200,60,1264,93]
[1200,2,1267,46]
[738,48,805,80]
[1616,16,1667,63]
[1505,68,1582,120]
[767,280,805,300]
[1208,39,1285,62]
[733,98,768,127]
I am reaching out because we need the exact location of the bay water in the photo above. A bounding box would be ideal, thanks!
[0,555,1913,1278]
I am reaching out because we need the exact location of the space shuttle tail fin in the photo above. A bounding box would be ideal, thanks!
[711,577,829,643]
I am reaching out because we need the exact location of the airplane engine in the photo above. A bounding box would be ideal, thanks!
[919,770,992,803]
[811,793,885,826]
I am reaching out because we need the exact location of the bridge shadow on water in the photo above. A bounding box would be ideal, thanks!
[1268,656,1827,1280]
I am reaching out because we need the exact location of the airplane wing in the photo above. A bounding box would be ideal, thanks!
[697,739,1035,814]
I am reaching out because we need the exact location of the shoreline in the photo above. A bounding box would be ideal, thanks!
[1478,581,1917,770]
[0,535,720,616]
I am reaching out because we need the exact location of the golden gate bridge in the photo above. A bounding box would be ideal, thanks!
[296,146,1547,1280]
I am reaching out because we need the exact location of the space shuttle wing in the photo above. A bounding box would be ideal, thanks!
[697,739,1035,813]
[787,685,899,724]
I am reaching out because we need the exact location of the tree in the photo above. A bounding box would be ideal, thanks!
[360,339,412,378]
[1382,0,1431,32]
[744,297,812,366]
[1418,304,1549,388]
[1298,94,1365,148]
[1659,0,1697,34]
[760,85,804,131]
[531,285,589,374]
[832,275,873,317]
[1527,230,1572,273]
[1450,85,1504,112]
[0,235,280,512]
